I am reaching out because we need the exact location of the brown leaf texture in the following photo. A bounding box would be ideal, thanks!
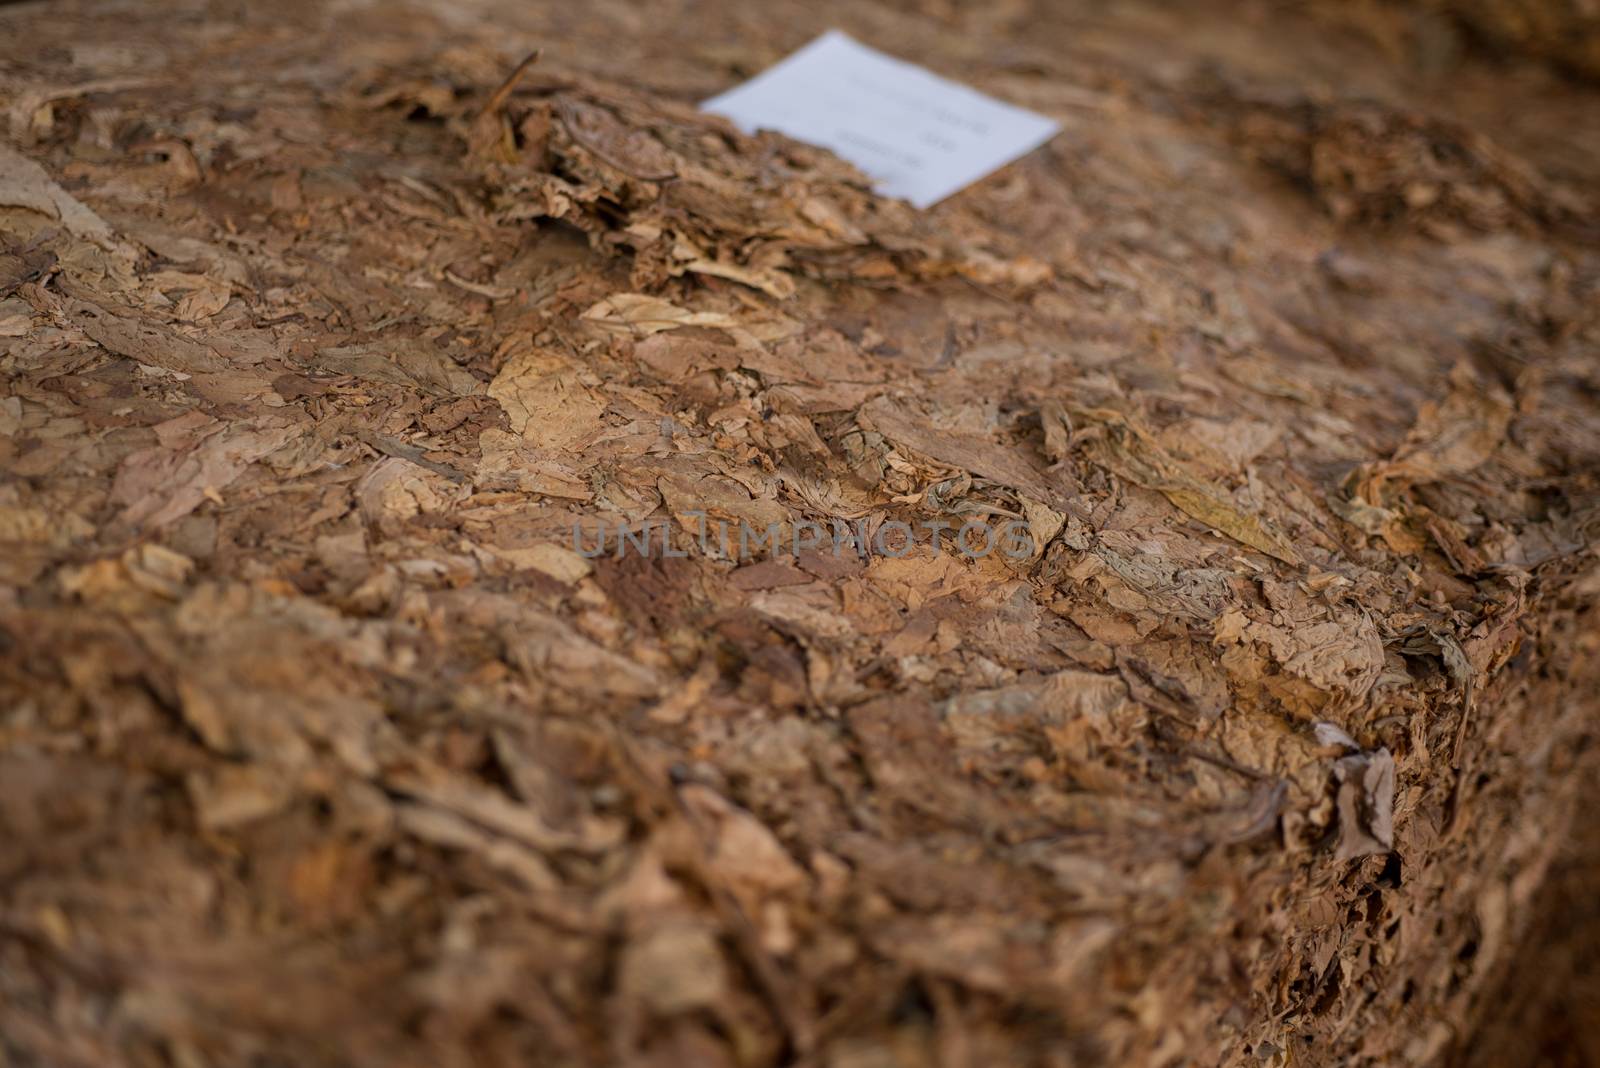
[1072,406,1305,565]
[2,6,1599,1068]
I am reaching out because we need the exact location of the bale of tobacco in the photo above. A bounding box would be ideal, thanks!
[1,1,1597,1066]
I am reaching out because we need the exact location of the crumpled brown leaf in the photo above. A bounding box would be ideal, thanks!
[1336,362,1513,553]
[1070,405,1304,565]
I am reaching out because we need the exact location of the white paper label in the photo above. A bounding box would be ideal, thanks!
[703,30,1059,209]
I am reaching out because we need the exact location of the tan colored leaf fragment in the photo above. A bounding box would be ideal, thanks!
[1338,363,1511,553]
[475,429,593,499]
[1021,496,1066,556]
[1390,363,1514,480]
[316,341,483,397]
[1333,747,1395,861]
[658,472,789,542]
[580,293,738,337]
[172,279,231,321]
[488,347,606,451]
[860,396,1060,502]
[619,922,728,1015]
[0,144,116,244]
[488,542,592,583]
[679,783,807,902]
[111,420,301,530]
[1074,408,1303,565]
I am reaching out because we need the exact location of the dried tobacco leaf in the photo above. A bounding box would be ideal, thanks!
[1072,406,1304,565]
